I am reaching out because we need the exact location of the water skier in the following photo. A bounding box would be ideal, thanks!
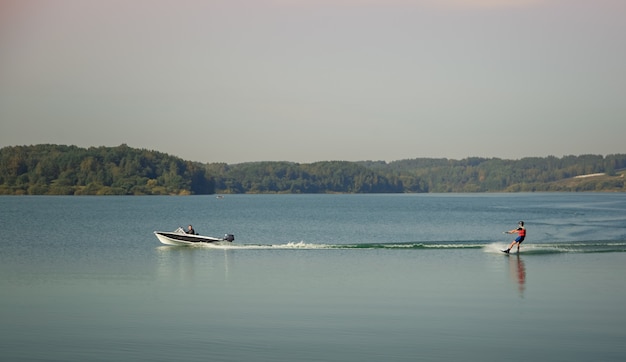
[503,221,526,254]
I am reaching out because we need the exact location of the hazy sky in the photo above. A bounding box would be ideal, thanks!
[1,0,624,164]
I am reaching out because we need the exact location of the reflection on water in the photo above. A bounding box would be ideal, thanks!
[508,255,526,297]
[155,246,232,283]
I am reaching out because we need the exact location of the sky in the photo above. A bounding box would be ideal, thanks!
[0,0,624,164]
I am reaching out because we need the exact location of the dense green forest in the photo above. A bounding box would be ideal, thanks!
[0,144,212,195]
[0,144,624,195]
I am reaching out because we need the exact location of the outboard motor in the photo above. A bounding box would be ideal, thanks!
[223,234,235,242]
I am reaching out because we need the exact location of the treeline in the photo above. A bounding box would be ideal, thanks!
[0,144,213,195]
[209,161,403,194]
[360,155,626,192]
[0,144,625,195]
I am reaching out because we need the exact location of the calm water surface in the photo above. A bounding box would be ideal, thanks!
[1,194,625,361]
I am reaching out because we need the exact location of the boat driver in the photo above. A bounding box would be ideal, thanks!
[186,225,196,235]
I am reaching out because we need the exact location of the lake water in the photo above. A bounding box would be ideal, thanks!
[1,193,625,362]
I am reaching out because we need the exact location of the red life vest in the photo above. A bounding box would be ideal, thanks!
[518,228,526,237]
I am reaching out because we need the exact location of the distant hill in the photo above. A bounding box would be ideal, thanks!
[1,144,624,195]
[0,144,212,195]
[357,155,626,192]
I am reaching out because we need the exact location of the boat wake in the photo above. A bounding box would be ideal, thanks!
[483,241,626,255]
[193,241,487,250]
[184,240,626,254]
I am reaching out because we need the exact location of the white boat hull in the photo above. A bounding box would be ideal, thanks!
[154,228,234,246]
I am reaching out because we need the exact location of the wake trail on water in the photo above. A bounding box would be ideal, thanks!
[483,241,626,255]
[193,240,626,254]
[197,241,485,250]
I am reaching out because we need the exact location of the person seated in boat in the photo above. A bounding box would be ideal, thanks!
[186,225,196,235]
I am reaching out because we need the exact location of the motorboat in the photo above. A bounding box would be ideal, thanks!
[154,227,235,246]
